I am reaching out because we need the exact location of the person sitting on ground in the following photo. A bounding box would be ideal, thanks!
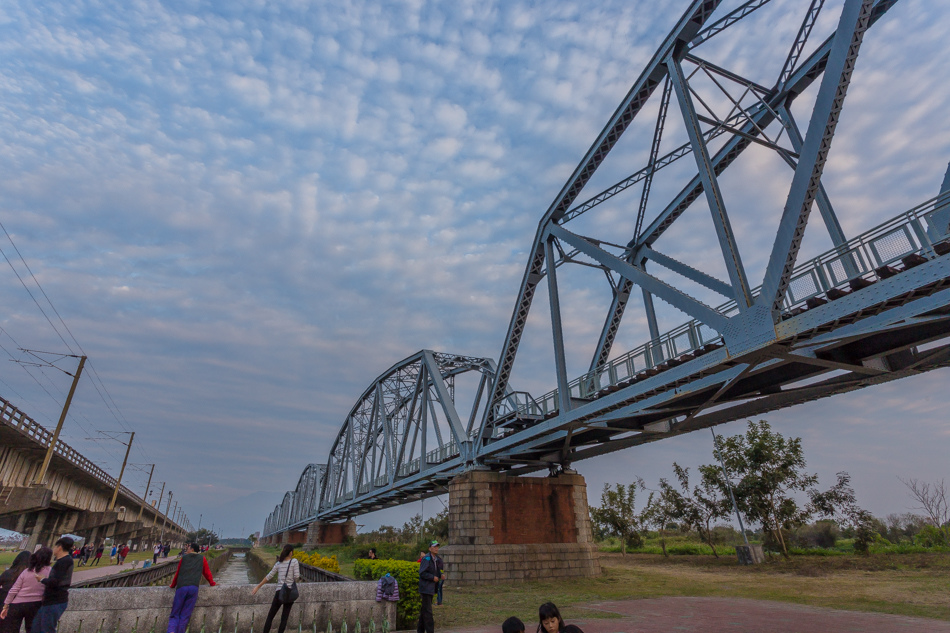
[502,616,525,633]
[536,603,584,633]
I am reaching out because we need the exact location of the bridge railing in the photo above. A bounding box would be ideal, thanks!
[73,551,234,589]
[491,192,950,426]
[299,561,351,583]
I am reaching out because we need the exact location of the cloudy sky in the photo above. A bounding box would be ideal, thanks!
[1,0,949,538]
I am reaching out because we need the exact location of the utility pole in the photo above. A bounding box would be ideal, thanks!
[159,491,173,544]
[711,428,750,547]
[108,432,135,511]
[137,464,155,522]
[152,481,165,545]
[33,355,86,485]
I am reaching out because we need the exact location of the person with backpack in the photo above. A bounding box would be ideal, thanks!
[375,573,399,602]
[251,544,301,633]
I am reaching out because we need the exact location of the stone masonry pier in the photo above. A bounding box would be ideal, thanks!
[58,582,395,633]
[441,471,600,584]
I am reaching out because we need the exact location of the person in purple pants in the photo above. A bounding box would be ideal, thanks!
[167,543,216,633]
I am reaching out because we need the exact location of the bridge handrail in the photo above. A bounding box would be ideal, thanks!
[72,560,180,589]
[494,191,950,421]
[0,395,180,528]
[299,561,352,583]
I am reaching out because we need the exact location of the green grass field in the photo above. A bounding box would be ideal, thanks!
[435,552,950,628]
[251,545,950,625]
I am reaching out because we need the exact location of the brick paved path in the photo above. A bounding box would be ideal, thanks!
[442,597,948,633]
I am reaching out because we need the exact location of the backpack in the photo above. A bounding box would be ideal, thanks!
[380,574,396,598]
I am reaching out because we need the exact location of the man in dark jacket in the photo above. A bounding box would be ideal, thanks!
[417,540,445,633]
[35,536,74,633]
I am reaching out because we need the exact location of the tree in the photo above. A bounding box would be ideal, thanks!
[184,528,218,546]
[703,420,854,559]
[659,463,731,557]
[640,489,673,557]
[423,508,449,542]
[590,481,646,555]
[899,478,950,545]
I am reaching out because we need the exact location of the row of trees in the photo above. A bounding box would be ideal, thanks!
[355,508,449,546]
[590,420,874,558]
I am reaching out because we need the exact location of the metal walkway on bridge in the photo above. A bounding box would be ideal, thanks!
[264,0,950,537]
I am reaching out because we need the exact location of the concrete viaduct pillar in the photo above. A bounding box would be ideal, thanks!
[441,471,600,584]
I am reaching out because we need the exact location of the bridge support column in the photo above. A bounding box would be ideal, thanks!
[305,520,355,546]
[24,510,49,551]
[441,471,600,584]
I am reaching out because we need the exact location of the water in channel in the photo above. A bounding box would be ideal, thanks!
[215,552,257,585]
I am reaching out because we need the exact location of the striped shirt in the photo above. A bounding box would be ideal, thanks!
[264,558,300,588]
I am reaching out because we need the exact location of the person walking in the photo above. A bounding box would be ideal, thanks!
[0,551,30,607]
[92,544,104,566]
[1,546,52,633]
[119,544,130,565]
[34,537,74,633]
[110,544,117,563]
[153,543,163,565]
[251,544,301,633]
[416,540,445,633]
[167,543,216,633]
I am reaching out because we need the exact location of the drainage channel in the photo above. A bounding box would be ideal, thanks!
[214,552,256,585]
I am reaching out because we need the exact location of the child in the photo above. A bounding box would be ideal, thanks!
[502,617,525,633]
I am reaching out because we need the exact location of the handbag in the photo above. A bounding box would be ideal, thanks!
[277,560,299,604]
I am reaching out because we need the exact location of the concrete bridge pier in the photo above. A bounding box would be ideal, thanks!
[441,470,601,584]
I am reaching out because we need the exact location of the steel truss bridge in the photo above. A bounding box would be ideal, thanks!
[264,0,950,537]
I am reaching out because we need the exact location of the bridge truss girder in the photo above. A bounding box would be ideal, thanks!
[261,0,950,534]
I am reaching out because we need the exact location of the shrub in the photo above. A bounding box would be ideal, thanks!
[292,551,341,573]
[792,521,839,549]
[353,558,420,629]
[914,524,948,548]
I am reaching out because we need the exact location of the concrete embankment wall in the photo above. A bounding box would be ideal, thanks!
[59,582,395,633]
[245,548,272,583]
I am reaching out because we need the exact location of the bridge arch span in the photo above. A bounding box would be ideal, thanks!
[262,350,495,536]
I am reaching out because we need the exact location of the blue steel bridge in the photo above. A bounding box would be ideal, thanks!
[263,0,950,537]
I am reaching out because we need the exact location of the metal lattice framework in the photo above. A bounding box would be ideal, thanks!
[265,351,496,532]
[263,0,950,535]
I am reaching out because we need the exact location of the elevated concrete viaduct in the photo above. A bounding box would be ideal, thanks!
[0,395,187,550]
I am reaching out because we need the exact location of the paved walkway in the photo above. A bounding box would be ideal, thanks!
[442,597,950,633]
[71,555,180,582]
